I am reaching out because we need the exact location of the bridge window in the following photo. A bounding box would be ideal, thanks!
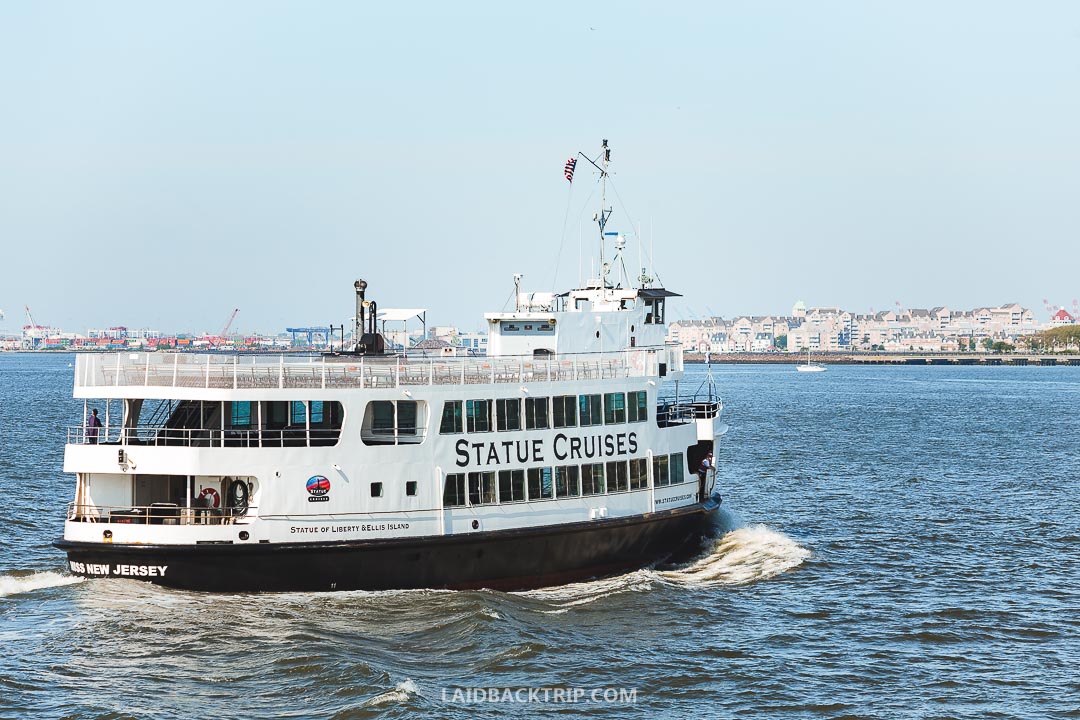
[644,298,665,325]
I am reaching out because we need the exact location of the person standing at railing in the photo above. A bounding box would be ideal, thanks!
[697,451,714,500]
[86,408,102,444]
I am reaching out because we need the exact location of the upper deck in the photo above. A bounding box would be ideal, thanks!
[73,346,685,399]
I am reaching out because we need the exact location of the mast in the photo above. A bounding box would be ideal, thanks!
[595,139,613,292]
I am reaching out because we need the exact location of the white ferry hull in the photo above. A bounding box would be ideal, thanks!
[55,496,721,592]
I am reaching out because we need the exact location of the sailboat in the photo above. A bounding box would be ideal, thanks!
[796,346,826,373]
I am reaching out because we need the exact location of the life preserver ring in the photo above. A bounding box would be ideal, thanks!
[228,479,249,516]
[199,487,220,508]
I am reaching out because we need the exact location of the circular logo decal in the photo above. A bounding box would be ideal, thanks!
[306,475,330,496]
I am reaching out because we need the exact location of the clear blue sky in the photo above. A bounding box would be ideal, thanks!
[1,1,1078,335]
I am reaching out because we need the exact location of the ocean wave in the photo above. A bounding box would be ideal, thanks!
[358,679,420,708]
[653,524,810,587]
[0,570,84,598]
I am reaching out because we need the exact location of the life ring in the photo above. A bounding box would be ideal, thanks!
[228,479,250,516]
[199,487,220,509]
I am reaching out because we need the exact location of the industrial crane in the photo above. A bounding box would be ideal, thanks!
[220,308,239,337]
[205,308,239,347]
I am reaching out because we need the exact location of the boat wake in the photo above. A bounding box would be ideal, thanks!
[0,570,84,598]
[516,572,655,614]
[516,515,809,611]
[653,524,810,588]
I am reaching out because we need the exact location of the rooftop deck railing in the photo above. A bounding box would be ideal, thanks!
[73,349,671,392]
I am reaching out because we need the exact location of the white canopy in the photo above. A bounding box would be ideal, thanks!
[376,308,426,323]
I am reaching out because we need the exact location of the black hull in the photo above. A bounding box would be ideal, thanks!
[55,497,721,592]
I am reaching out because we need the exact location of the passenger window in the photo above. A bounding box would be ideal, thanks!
[362,400,425,446]
[579,394,602,427]
[370,482,383,498]
[440,401,464,434]
[527,467,553,500]
[525,397,549,430]
[496,398,521,432]
[606,461,628,492]
[553,395,577,428]
[653,455,670,487]
[555,465,580,497]
[670,453,685,483]
[627,391,648,423]
[581,463,605,495]
[498,469,525,503]
[629,458,649,490]
[443,473,466,506]
[604,392,626,424]
[466,399,492,433]
[468,471,497,505]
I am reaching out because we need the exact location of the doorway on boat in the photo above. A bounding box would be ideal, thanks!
[686,440,714,501]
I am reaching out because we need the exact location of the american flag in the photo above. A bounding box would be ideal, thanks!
[564,157,577,183]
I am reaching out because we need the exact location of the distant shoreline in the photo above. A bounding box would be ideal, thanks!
[686,352,1080,366]
[3,349,1078,367]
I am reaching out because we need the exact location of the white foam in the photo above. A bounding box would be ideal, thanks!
[0,571,84,598]
[517,572,654,614]
[654,524,810,587]
[361,679,420,707]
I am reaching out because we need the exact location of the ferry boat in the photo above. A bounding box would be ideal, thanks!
[55,141,727,592]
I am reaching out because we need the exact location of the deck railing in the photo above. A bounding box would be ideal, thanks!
[66,502,254,526]
[66,426,343,448]
[73,348,672,392]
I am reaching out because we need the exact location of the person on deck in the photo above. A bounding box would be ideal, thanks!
[86,408,102,444]
[697,451,714,499]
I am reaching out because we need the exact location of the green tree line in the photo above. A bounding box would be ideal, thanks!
[1030,325,1080,352]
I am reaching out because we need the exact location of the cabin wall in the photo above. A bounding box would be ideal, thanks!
[87,473,132,509]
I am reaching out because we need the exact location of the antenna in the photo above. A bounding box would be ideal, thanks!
[513,274,523,312]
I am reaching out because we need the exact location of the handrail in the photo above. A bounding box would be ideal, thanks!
[66,426,341,448]
[73,348,667,391]
[66,502,256,526]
